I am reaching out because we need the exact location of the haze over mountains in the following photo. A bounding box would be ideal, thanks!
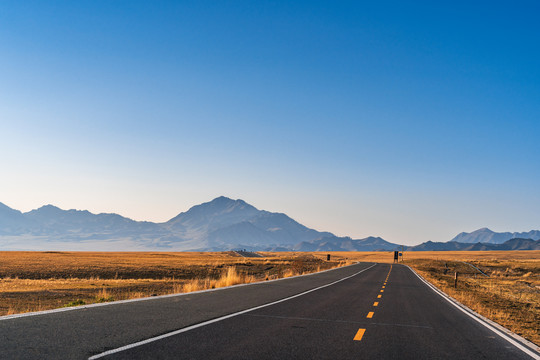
[449,228,540,244]
[0,197,538,251]
[0,197,338,251]
[409,238,540,251]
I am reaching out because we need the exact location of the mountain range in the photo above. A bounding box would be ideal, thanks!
[408,238,540,251]
[449,227,540,244]
[0,196,390,251]
[292,236,398,252]
[0,197,538,252]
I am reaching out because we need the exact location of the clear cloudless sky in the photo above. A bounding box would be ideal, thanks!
[1,1,539,245]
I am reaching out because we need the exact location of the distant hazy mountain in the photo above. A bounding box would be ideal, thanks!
[406,241,465,251]
[450,228,540,244]
[0,197,333,251]
[165,197,260,234]
[2,198,538,252]
[23,205,160,235]
[0,202,29,234]
[293,236,399,252]
[409,238,540,251]
[164,196,333,249]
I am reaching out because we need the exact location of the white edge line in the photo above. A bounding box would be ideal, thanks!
[407,265,540,360]
[88,263,377,359]
[0,261,359,321]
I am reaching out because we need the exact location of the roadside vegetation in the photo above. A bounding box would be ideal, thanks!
[0,251,353,316]
[405,256,539,345]
[2,250,538,346]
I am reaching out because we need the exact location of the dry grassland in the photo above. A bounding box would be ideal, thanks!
[0,251,351,316]
[399,251,540,346]
[1,250,538,346]
[304,250,540,264]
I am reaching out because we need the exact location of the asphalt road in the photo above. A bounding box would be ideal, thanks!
[1,262,538,359]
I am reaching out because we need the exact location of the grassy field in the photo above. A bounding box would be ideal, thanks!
[0,251,352,316]
[0,250,538,345]
[401,252,540,346]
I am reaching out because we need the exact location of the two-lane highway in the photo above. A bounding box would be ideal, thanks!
[1,262,538,359]
[91,263,538,359]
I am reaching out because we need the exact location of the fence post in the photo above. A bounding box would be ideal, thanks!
[454,272,459,288]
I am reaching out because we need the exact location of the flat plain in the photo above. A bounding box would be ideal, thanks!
[0,251,349,316]
[0,250,538,345]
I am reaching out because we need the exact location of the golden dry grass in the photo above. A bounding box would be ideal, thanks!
[302,250,540,264]
[2,249,538,347]
[0,251,345,316]
[405,255,539,345]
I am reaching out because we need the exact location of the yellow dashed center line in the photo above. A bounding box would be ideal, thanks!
[354,328,366,341]
[353,265,393,342]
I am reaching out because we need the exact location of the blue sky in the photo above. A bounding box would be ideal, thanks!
[1,1,539,244]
